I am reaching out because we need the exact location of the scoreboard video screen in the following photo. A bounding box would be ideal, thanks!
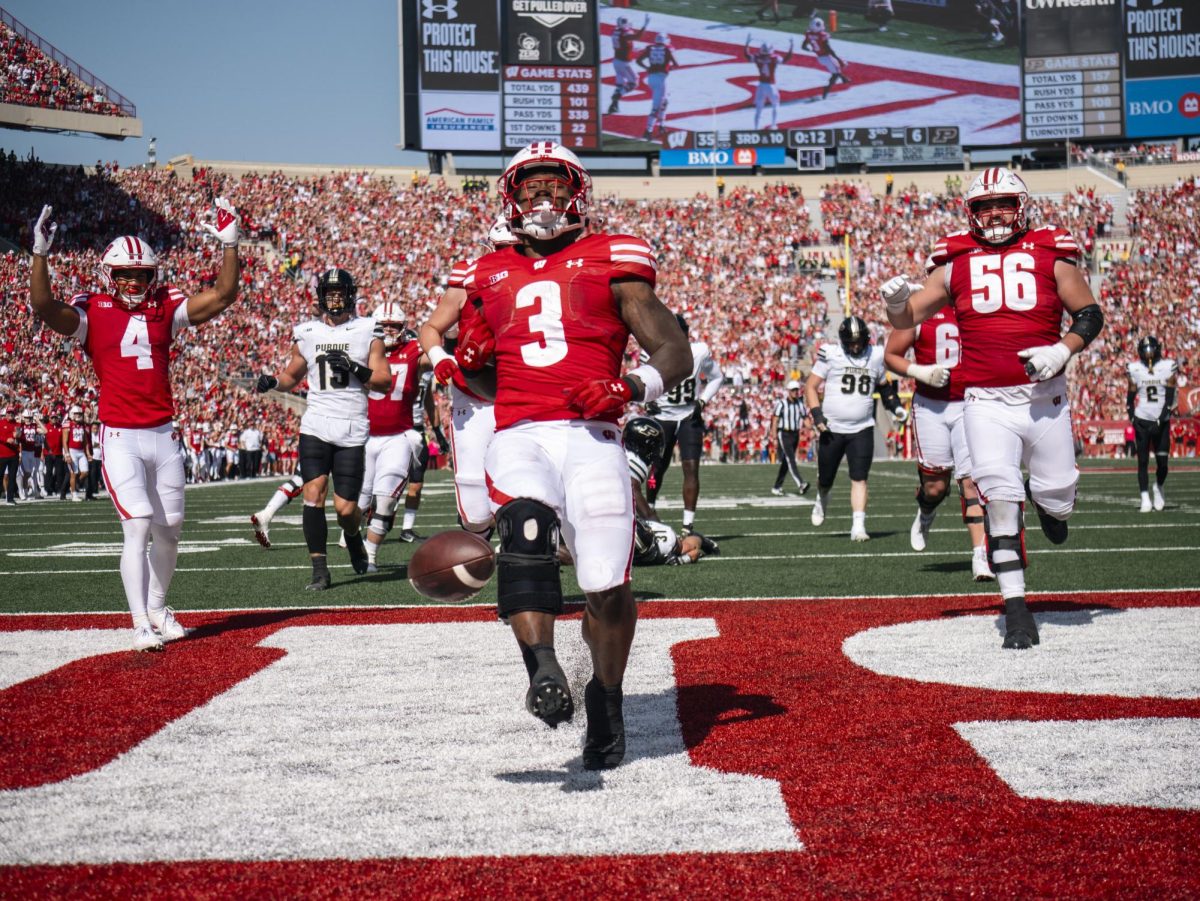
[400,0,1198,154]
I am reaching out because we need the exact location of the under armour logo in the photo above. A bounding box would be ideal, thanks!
[1021,241,1035,250]
[422,0,457,19]
[565,259,583,268]
[461,347,476,364]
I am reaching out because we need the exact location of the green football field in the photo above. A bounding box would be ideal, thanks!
[0,459,1196,615]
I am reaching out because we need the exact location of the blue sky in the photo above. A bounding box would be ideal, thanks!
[3,0,426,167]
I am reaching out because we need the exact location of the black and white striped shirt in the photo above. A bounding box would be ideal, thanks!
[772,397,805,432]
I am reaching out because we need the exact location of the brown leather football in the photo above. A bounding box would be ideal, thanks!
[408,530,496,603]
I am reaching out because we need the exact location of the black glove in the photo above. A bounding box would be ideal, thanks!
[1126,390,1137,422]
[325,349,372,384]
[431,425,449,453]
[255,374,278,394]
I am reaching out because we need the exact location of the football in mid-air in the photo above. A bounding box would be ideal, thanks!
[408,530,496,603]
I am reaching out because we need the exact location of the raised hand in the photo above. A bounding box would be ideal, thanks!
[32,205,57,256]
[200,196,240,247]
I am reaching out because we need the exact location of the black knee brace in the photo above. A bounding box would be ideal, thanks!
[915,484,946,516]
[984,503,1027,574]
[960,494,985,525]
[496,499,562,620]
[368,511,395,536]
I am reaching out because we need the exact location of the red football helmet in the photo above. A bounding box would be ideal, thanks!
[964,167,1030,244]
[99,236,159,308]
[498,142,591,242]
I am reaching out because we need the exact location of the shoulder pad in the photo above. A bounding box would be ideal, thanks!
[926,232,977,272]
[816,345,831,362]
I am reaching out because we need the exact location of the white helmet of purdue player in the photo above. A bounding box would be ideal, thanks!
[964,167,1030,244]
[499,141,592,242]
[98,236,159,309]
[374,301,407,350]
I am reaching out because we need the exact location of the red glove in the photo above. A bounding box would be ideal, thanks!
[433,357,458,385]
[565,377,634,419]
[454,298,495,372]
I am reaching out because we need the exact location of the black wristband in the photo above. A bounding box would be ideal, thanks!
[810,406,827,427]
[350,362,372,384]
[621,375,643,402]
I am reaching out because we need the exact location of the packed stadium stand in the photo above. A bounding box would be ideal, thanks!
[1,148,1196,474]
[0,7,140,138]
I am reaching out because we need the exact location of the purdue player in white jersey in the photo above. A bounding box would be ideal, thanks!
[643,313,724,534]
[805,316,907,540]
[255,269,391,589]
[1127,335,1178,512]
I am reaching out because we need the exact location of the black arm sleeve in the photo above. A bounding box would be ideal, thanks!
[1067,303,1104,348]
[1126,389,1137,421]
[878,380,903,415]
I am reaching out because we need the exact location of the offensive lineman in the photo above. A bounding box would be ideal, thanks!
[254,269,391,590]
[420,217,517,537]
[454,141,692,770]
[883,166,1104,650]
[1127,335,1177,512]
[28,200,241,651]
[885,310,994,581]
[642,313,724,535]
[356,302,427,571]
[806,316,907,541]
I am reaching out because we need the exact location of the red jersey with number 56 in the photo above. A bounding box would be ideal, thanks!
[464,233,657,429]
[926,226,1079,390]
[367,340,422,436]
[911,306,963,402]
[70,286,191,428]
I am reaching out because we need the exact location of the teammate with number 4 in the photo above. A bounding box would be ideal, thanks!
[254,269,391,590]
[456,141,691,770]
[882,166,1104,650]
[885,307,994,581]
[1127,335,1177,513]
[805,316,906,541]
[28,198,241,652]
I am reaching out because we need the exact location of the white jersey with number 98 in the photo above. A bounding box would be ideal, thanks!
[812,344,887,434]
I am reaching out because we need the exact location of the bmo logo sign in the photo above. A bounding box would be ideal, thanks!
[661,147,779,168]
[1181,93,1200,119]
[1126,78,1200,137]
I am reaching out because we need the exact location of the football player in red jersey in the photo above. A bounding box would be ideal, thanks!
[28,198,242,652]
[882,167,1104,650]
[457,141,692,770]
[356,302,427,572]
[885,308,994,581]
[802,17,850,100]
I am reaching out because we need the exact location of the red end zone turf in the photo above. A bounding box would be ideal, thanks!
[1,592,1197,898]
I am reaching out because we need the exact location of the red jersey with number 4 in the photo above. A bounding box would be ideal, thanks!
[367,341,422,435]
[71,287,191,428]
[926,226,1079,390]
[911,306,962,402]
[464,233,657,429]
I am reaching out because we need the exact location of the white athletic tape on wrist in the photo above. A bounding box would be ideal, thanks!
[627,364,666,404]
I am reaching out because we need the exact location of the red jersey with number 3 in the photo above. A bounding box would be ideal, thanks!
[926,226,1079,390]
[911,306,963,402]
[70,286,191,428]
[367,341,422,435]
[463,233,657,429]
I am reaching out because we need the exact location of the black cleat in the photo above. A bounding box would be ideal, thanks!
[798,479,811,496]
[1025,479,1068,545]
[398,529,423,543]
[525,652,574,728]
[583,677,626,770]
[345,532,369,574]
[305,570,332,591]
[697,533,720,557]
[1002,597,1039,650]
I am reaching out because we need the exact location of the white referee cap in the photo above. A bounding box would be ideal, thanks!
[786,380,801,390]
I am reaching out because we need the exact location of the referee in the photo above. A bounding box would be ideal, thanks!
[771,380,811,495]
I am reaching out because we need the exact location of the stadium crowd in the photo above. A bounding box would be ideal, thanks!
[1,20,128,117]
[1,152,1195,494]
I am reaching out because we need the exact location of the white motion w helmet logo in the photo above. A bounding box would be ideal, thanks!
[422,0,457,19]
